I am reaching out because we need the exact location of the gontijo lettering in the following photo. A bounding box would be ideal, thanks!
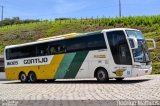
[24,57,48,64]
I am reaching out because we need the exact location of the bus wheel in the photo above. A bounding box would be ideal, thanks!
[96,68,109,82]
[115,78,124,81]
[28,72,37,83]
[19,72,28,83]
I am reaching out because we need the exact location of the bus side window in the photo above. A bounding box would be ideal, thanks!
[66,37,87,52]
[50,46,56,54]
[37,43,49,56]
[49,45,66,55]
[48,40,66,55]
[58,45,66,53]
[87,34,106,50]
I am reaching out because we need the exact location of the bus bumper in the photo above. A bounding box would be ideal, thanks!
[132,67,152,77]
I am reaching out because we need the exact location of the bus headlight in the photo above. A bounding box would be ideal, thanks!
[133,64,141,68]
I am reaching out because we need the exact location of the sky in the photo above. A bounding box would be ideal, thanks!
[0,0,160,20]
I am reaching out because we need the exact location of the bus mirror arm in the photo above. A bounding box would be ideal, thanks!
[128,37,138,49]
[146,39,156,51]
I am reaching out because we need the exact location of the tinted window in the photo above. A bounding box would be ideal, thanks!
[36,43,49,56]
[6,33,107,60]
[66,37,87,52]
[48,40,66,55]
[87,34,106,50]
[6,45,36,60]
[66,33,106,53]
[107,31,132,65]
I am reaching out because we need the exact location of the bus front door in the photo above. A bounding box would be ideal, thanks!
[118,44,132,77]
[107,31,133,78]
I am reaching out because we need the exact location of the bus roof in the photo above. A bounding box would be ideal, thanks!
[5,28,139,49]
[102,28,140,32]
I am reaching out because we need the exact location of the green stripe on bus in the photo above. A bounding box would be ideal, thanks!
[54,53,76,79]
[64,51,89,78]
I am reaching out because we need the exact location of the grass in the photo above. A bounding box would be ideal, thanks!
[152,62,160,74]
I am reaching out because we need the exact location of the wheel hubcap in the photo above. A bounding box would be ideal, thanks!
[30,74,35,82]
[21,74,26,81]
[98,71,105,80]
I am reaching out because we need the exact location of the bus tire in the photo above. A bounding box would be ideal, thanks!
[28,72,37,83]
[96,68,109,82]
[115,78,124,81]
[19,72,28,83]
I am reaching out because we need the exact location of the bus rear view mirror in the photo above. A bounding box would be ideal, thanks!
[146,39,156,51]
[128,38,138,49]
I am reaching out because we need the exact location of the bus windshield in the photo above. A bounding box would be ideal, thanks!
[126,30,150,63]
[126,30,144,39]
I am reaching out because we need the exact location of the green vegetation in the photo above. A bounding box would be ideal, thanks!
[0,15,160,74]
[0,17,40,27]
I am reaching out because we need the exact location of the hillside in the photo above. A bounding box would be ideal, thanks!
[0,16,160,74]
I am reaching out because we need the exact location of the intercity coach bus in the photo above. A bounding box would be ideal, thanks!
[4,28,156,83]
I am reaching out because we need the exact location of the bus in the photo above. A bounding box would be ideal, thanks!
[4,28,156,83]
